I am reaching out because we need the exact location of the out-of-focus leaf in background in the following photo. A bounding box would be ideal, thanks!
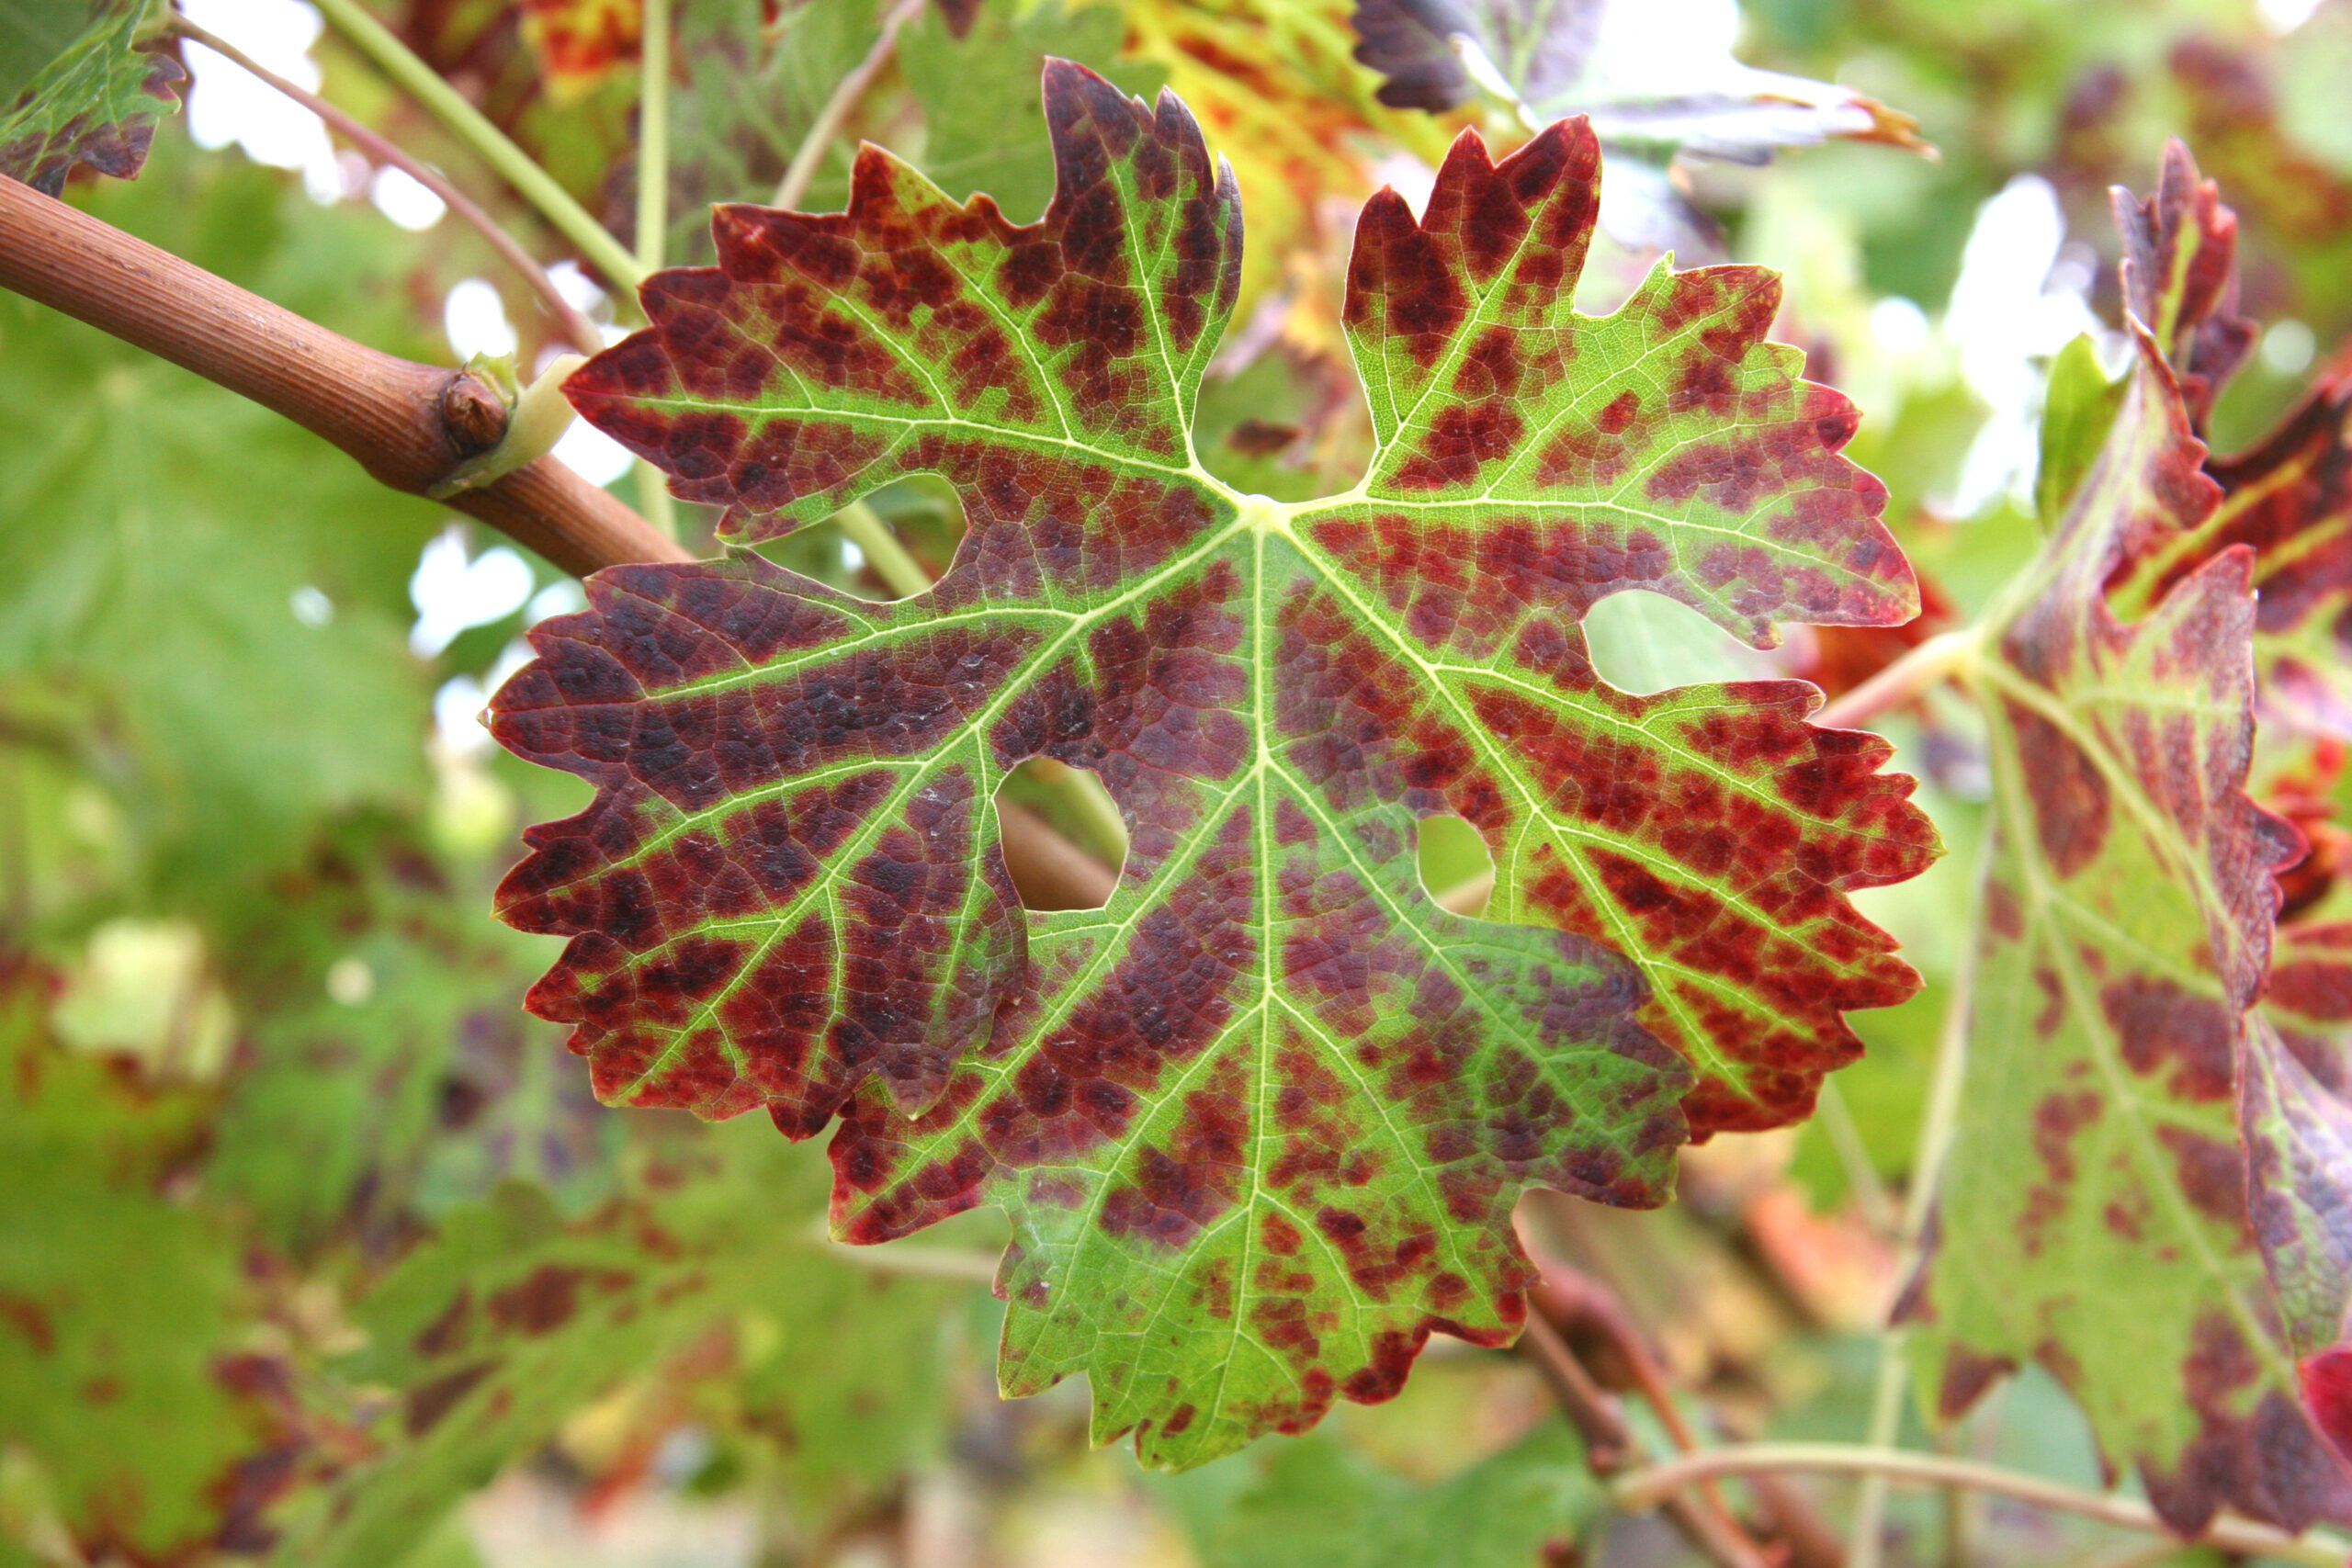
[0,0,184,194]
[281,1119,965,1568]
[0,963,254,1562]
[0,141,441,908]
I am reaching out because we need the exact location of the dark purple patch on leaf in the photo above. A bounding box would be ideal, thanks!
[2103,977,2236,1103]
[403,1359,498,1438]
[1938,1343,2018,1419]
[2003,700,2111,878]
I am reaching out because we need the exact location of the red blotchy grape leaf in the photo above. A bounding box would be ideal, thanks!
[2109,144,2352,744]
[514,0,987,100]
[0,0,182,197]
[1909,149,2352,1536]
[2306,1346,2352,1467]
[2244,926,2352,1475]
[2114,139,2256,434]
[2144,350,2352,741]
[2245,928,2352,1354]
[493,60,1933,1464]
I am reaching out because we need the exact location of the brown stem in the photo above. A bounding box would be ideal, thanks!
[0,172,678,577]
[1528,1245,1845,1567]
[0,174,1117,901]
[1812,628,1978,732]
[998,799,1118,911]
[165,17,604,355]
[1518,1314,1771,1568]
[1532,1261,1706,1454]
[1518,1310,1634,1475]
[1747,1472,1852,1568]
[1613,1443,2348,1568]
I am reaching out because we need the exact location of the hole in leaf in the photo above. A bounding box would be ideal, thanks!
[1191,349,1369,502]
[993,761,1128,912]
[752,475,967,601]
[1417,815,1494,917]
[1581,590,1772,694]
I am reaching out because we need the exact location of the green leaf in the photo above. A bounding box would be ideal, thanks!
[705,1226,972,1514]
[667,0,1151,264]
[663,0,871,262]
[1908,207,2347,1529]
[0,148,441,901]
[0,961,254,1561]
[0,2,89,101]
[1163,1421,1600,1568]
[2243,924,2352,1366]
[898,0,1159,224]
[0,0,181,196]
[2033,333,2124,529]
[288,1119,963,1568]
[206,826,611,1254]
[496,63,1933,1466]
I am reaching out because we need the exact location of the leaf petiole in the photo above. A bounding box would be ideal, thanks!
[632,0,677,536]
[1611,1441,2351,1566]
[310,0,645,298]
[164,15,605,355]
[834,499,934,600]
[1812,626,1984,732]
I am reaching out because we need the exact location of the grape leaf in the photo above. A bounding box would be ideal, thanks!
[0,0,181,196]
[1122,0,1435,310]
[1905,182,2350,1530]
[2239,922,2352,1474]
[2100,145,2352,747]
[663,0,1147,272]
[290,1121,963,1568]
[494,61,1932,1465]
[1161,1421,1600,1568]
[0,961,255,1562]
[691,1224,972,1516]
[517,0,639,101]
[2215,363,2352,734]
[662,0,872,264]
[206,827,609,1255]
[899,0,1159,224]
[1348,0,1925,163]
[2034,333,2130,529]
[2119,352,2352,745]
[0,5,86,101]
[0,147,439,904]
[2244,927,2352,1460]
[1345,0,1925,256]
[389,0,637,218]
[2111,140,2256,435]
